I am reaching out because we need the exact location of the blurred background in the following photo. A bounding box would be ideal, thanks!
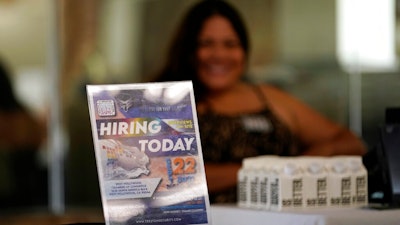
[0,0,399,223]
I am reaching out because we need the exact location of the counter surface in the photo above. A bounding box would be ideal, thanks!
[210,204,400,225]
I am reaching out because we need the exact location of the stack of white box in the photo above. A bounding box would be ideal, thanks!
[237,155,368,211]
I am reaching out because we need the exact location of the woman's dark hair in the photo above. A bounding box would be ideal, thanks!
[152,0,250,101]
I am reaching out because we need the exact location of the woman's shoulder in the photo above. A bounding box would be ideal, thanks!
[256,83,293,102]
[255,83,300,131]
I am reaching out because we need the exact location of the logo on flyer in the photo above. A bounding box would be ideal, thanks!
[97,100,116,117]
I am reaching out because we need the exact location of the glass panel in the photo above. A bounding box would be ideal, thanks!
[1,0,399,221]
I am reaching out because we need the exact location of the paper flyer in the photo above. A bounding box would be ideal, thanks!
[86,81,211,225]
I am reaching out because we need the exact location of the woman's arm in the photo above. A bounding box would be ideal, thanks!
[263,85,367,156]
[204,162,241,193]
[0,110,44,150]
[300,127,366,156]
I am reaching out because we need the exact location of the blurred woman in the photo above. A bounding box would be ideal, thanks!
[0,60,47,209]
[151,0,366,203]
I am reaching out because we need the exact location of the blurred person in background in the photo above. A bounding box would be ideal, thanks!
[0,59,47,210]
[150,0,366,203]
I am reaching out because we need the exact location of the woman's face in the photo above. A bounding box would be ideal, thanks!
[196,15,246,92]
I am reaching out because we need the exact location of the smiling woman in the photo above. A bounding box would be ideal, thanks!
[150,0,366,204]
[196,15,246,92]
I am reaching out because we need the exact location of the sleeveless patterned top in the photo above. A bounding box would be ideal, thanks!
[197,85,299,203]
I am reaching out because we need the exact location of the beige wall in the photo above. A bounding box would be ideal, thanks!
[0,0,336,87]
[0,0,48,67]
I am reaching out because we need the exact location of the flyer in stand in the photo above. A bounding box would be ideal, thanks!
[86,81,211,225]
